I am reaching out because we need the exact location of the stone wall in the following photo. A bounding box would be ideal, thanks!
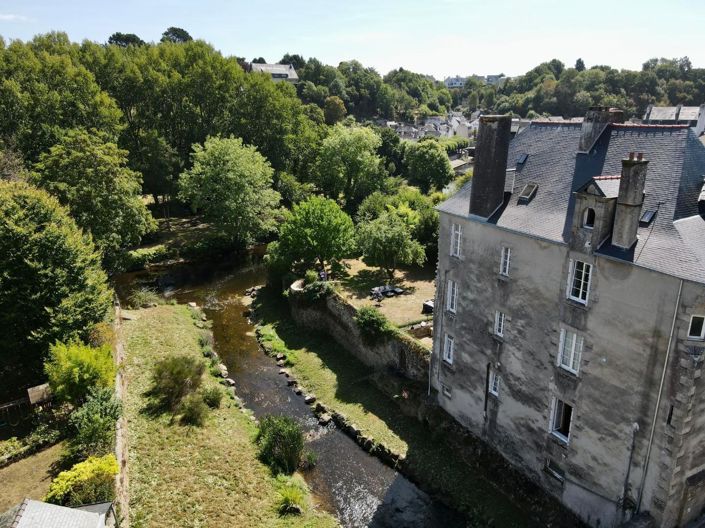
[288,288,430,383]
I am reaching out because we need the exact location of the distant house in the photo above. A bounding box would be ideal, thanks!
[444,75,467,89]
[0,498,115,528]
[249,63,299,84]
[643,104,705,135]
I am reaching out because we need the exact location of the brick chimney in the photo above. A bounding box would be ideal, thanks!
[612,152,648,250]
[578,107,624,153]
[469,115,511,218]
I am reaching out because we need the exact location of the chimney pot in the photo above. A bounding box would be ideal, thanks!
[637,152,643,161]
[629,152,635,160]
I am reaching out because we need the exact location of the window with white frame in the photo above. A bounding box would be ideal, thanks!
[441,384,452,399]
[446,279,458,313]
[450,223,462,257]
[489,370,500,396]
[494,311,505,337]
[443,334,455,365]
[558,329,583,374]
[550,398,573,443]
[688,315,705,340]
[568,260,592,304]
[500,246,511,276]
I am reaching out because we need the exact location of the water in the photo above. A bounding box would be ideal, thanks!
[115,257,468,528]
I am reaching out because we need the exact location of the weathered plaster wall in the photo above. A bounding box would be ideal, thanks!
[432,210,705,528]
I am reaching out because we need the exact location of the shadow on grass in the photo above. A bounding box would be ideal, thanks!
[253,287,581,528]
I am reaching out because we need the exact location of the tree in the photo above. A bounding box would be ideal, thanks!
[314,124,385,211]
[575,58,586,72]
[161,26,192,43]
[279,53,306,71]
[66,387,121,460]
[107,32,145,47]
[323,95,347,124]
[276,196,355,271]
[178,136,281,247]
[403,140,454,193]
[45,454,118,507]
[32,129,156,269]
[376,126,404,175]
[149,356,205,412]
[0,140,27,181]
[357,213,426,281]
[252,57,267,64]
[45,341,115,405]
[0,182,111,371]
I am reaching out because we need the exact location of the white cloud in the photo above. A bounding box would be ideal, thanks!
[0,13,29,22]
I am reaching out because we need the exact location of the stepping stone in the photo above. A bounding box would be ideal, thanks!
[278,368,288,376]
[318,413,332,425]
[304,394,316,405]
[217,364,228,378]
[188,302,198,308]
[275,353,285,361]
[224,378,236,387]
[287,379,297,386]
[294,388,303,396]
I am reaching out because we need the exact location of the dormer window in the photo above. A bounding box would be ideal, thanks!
[582,208,595,229]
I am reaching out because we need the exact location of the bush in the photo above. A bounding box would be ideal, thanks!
[0,437,23,459]
[303,269,318,286]
[45,454,118,507]
[201,386,223,409]
[123,244,172,271]
[276,477,306,515]
[45,341,115,405]
[127,287,162,309]
[298,281,335,304]
[256,415,304,475]
[355,306,396,344]
[66,387,121,461]
[87,322,115,348]
[179,394,209,427]
[149,355,205,411]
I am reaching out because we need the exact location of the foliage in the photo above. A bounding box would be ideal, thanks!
[161,26,192,43]
[403,140,454,193]
[127,287,162,309]
[323,95,347,124]
[314,124,385,211]
[45,341,115,406]
[275,171,314,207]
[298,281,336,304]
[356,213,426,280]
[201,386,224,409]
[274,196,355,272]
[376,126,404,175]
[124,244,173,271]
[107,32,145,47]
[304,270,319,286]
[66,387,121,460]
[87,322,116,349]
[179,393,209,426]
[149,355,205,412]
[354,306,396,343]
[45,454,118,507]
[0,182,111,363]
[276,476,306,515]
[32,128,156,269]
[0,437,23,459]
[0,140,28,181]
[256,415,305,475]
[178,136,281,247]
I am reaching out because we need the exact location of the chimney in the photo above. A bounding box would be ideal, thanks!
[578,106,624,153]
[469,115,511,218]
[612,152,648,250]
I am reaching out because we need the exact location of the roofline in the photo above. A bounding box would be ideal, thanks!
[611,123,690,129]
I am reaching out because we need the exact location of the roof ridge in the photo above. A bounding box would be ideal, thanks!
[594,175,621,180]
[612,123,690,129]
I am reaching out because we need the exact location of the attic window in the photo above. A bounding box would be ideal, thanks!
[583,208,595,229]
[518,182,538,204]
[640,210,657,226]
[516,153,529,165]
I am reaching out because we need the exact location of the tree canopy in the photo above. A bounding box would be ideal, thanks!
[403,140,454,193]
[178,136,281,247]
[107,32,145,47]
[161,26,192,43]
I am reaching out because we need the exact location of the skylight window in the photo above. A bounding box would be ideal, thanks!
[518,182,538,204]
[639,210,657,225]
[516,153,528,165]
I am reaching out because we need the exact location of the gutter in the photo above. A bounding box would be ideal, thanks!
[636,278,683,512]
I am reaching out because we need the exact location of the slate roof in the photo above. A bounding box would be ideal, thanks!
[437,121,705,284]
[0,499,106,528]
[250,63,298,81]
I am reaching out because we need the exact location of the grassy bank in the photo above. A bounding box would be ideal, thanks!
[254,288,578,527]
[121,304,337,528]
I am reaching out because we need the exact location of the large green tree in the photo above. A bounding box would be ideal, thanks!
[33,128,156,269]
[403,140,454,193]
[356,213,425,281]
[178,136,281,247]
[0,181,112,391]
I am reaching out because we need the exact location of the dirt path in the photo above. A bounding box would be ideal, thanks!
[0,443,62,511]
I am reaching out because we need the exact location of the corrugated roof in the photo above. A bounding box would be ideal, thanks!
[437,121,705,283]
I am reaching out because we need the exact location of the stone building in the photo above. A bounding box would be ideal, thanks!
[431,109,705,527]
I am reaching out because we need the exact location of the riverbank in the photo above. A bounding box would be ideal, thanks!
[120,303,337,528]
[254,287,582,527]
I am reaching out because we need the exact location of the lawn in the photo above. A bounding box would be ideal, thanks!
[121,304,337,528]
[0,443,62,512]
[337,259,435,327]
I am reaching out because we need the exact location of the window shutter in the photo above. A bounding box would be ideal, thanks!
[557,329,565,366]
[566,259,574,299]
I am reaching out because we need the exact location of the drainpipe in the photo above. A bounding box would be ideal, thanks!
[636,279,683,512]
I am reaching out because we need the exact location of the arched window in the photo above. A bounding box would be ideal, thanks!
[583,208,595,229]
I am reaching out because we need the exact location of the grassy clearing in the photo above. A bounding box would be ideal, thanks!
[337,259,436,327]
[255,289,572,527]
[0,442,63,512]
[121,304,337,528]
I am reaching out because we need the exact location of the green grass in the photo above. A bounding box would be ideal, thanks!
[254,288,578,527]
[121,304,337,528]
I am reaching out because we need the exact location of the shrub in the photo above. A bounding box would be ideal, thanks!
[198,331,213,349]
[298,281,335,304]
[0,437,23,459]
[45,341,115,405]
[179,394,209,427]
[276,477,306,515]
[87,322,115,348]
[201,386,223,409]
[149,355,204,411]
[355,306,396,344]
[303,269,318,286]
[45,454,118,507]
[123,244,172,271]
[127,287,162,309]
[66,387,121,461]
[256,415,304,475]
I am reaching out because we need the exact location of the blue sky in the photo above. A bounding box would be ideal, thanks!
[1,0,704,78]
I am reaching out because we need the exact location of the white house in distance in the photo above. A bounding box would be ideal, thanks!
[250,63,299,84]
